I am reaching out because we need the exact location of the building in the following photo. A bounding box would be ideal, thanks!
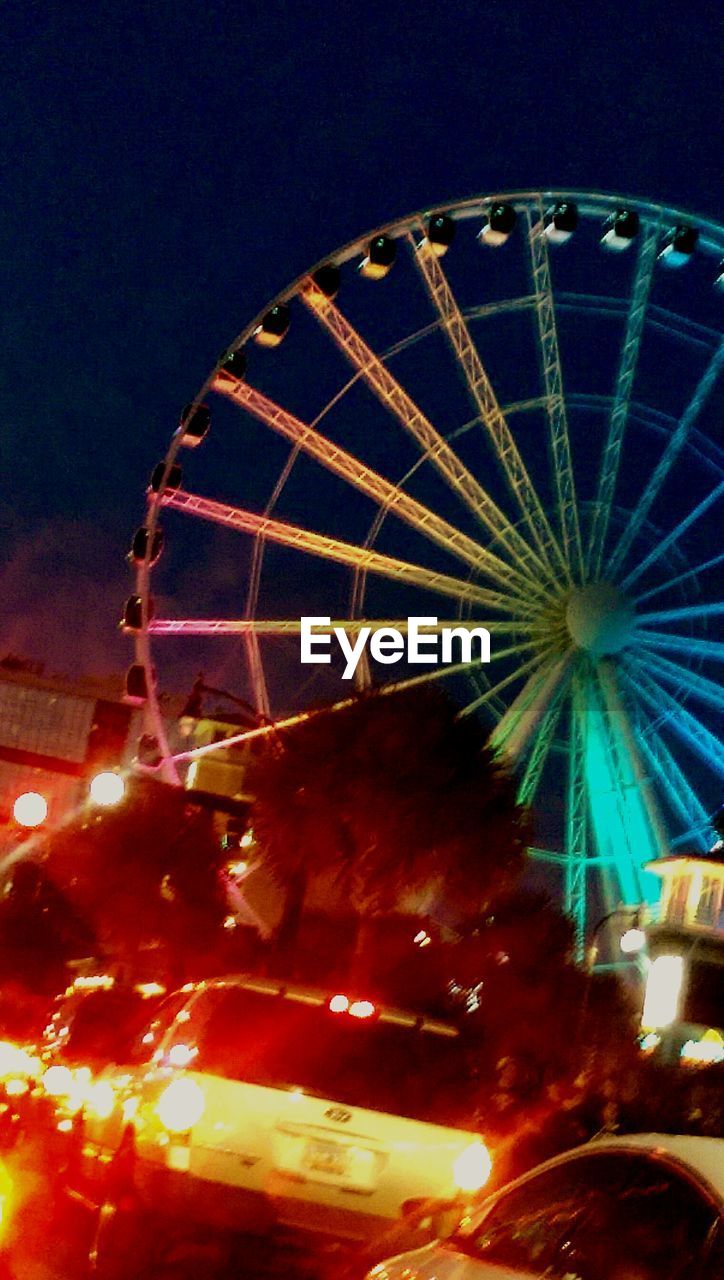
[641,841,724,1065]
[0,656,138,832]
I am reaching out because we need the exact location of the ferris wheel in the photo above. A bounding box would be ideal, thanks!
[126,190,724,952]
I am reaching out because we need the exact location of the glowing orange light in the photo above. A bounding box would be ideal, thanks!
[329,995,349,1013]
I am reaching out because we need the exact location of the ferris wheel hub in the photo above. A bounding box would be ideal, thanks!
[565,582,635,656]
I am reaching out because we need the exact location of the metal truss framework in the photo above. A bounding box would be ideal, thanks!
[526,204,584,582]
[134,189,723,955]
[587,220,661,578]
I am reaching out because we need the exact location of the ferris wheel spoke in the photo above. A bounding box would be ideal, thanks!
[596,660,670,858]
[525,206,584,581]
[634,551,724,605]
[636,600,724,627]
[625,658,724,777]
[606,339,724,579]
[637,734,712,852]
[619,674,714,851]
[148,617,536,637]
[516,678,567,808]
[409,232,567,578]
[212,373,541,599]
[585,672,651,905]
[491,653,571,761]
[635,630,724,663]
[566,674,590,956]
[587,221,660,578]
[161,489,532,614]
[300,281,550,580]
[458,651,554,719]
[620,479,724,592]
[634,649,724,715]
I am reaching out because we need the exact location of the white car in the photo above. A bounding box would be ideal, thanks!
[368,1133,724,1280]
[71,975,492,1275]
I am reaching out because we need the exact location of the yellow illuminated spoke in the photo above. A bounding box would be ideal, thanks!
[162,490,535,615]
[301,282,551,581]
[213,374,545,601]
[411,233,567,578]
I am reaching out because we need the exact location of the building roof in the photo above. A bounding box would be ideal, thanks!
[645,846,724,875]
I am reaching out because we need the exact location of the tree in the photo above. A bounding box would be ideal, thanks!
[249,685,530,977]
[36,777,228,983]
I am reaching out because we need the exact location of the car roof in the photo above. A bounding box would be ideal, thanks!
[190,974,460,1037]
[589,1132,724,1200]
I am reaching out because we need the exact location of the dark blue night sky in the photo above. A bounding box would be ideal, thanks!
[1,0,721,680]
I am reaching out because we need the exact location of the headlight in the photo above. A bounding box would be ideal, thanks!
[453,1141,492,1193]
[157,1078,205,1134]
[85,1080,116,1120]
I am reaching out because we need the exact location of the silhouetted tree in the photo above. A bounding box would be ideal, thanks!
[249,686,530,977]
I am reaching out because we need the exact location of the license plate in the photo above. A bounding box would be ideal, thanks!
[303,1139,348,1176]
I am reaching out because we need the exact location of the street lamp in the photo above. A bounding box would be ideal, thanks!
[12,792,48,828]
[586,905,647,972]
[89,771,127,807]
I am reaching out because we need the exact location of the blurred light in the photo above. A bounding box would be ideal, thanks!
[349,1000,375,1019]
[42,1065,75,1098]
[453,1141,492,1192]
[13,792,48,827]
[4,1078,28,1097]
[223,915,238,931]
[413,930,428,944]
[227,860,249,878]
[639,1031,661,1054]
[86,1080,116,1120]
[141,1032,155,1045]
[240,829,254,849]
[329,995,349,1014]
[73,974,114,991]
[157,1077,205,1133]
[56,1118,73,1134]
[620,927,647,955]
[642,954,684,1029]
[89,772,126,807]
[122,1096,140,1122]
[175,1010,190,1024]
[680,1029,724,1066]
[135,982,166,999]
[167,1043,197,1068]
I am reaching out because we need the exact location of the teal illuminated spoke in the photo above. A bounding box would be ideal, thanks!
[620,479,724,592]
[606,339,724,579]
[516,678,567,807]
[636,600,724,627]
[626,660,724,777]
[634,551,724,605]
[639,650,724,714]
[635,631,724,663]
[491,654,571,761]
[587,220,660,579]
[566,674,589,957]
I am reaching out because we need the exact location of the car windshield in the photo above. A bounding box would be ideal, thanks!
[185,987,475,1126]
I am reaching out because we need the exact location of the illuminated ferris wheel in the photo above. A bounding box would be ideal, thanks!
[127,190,724,951]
